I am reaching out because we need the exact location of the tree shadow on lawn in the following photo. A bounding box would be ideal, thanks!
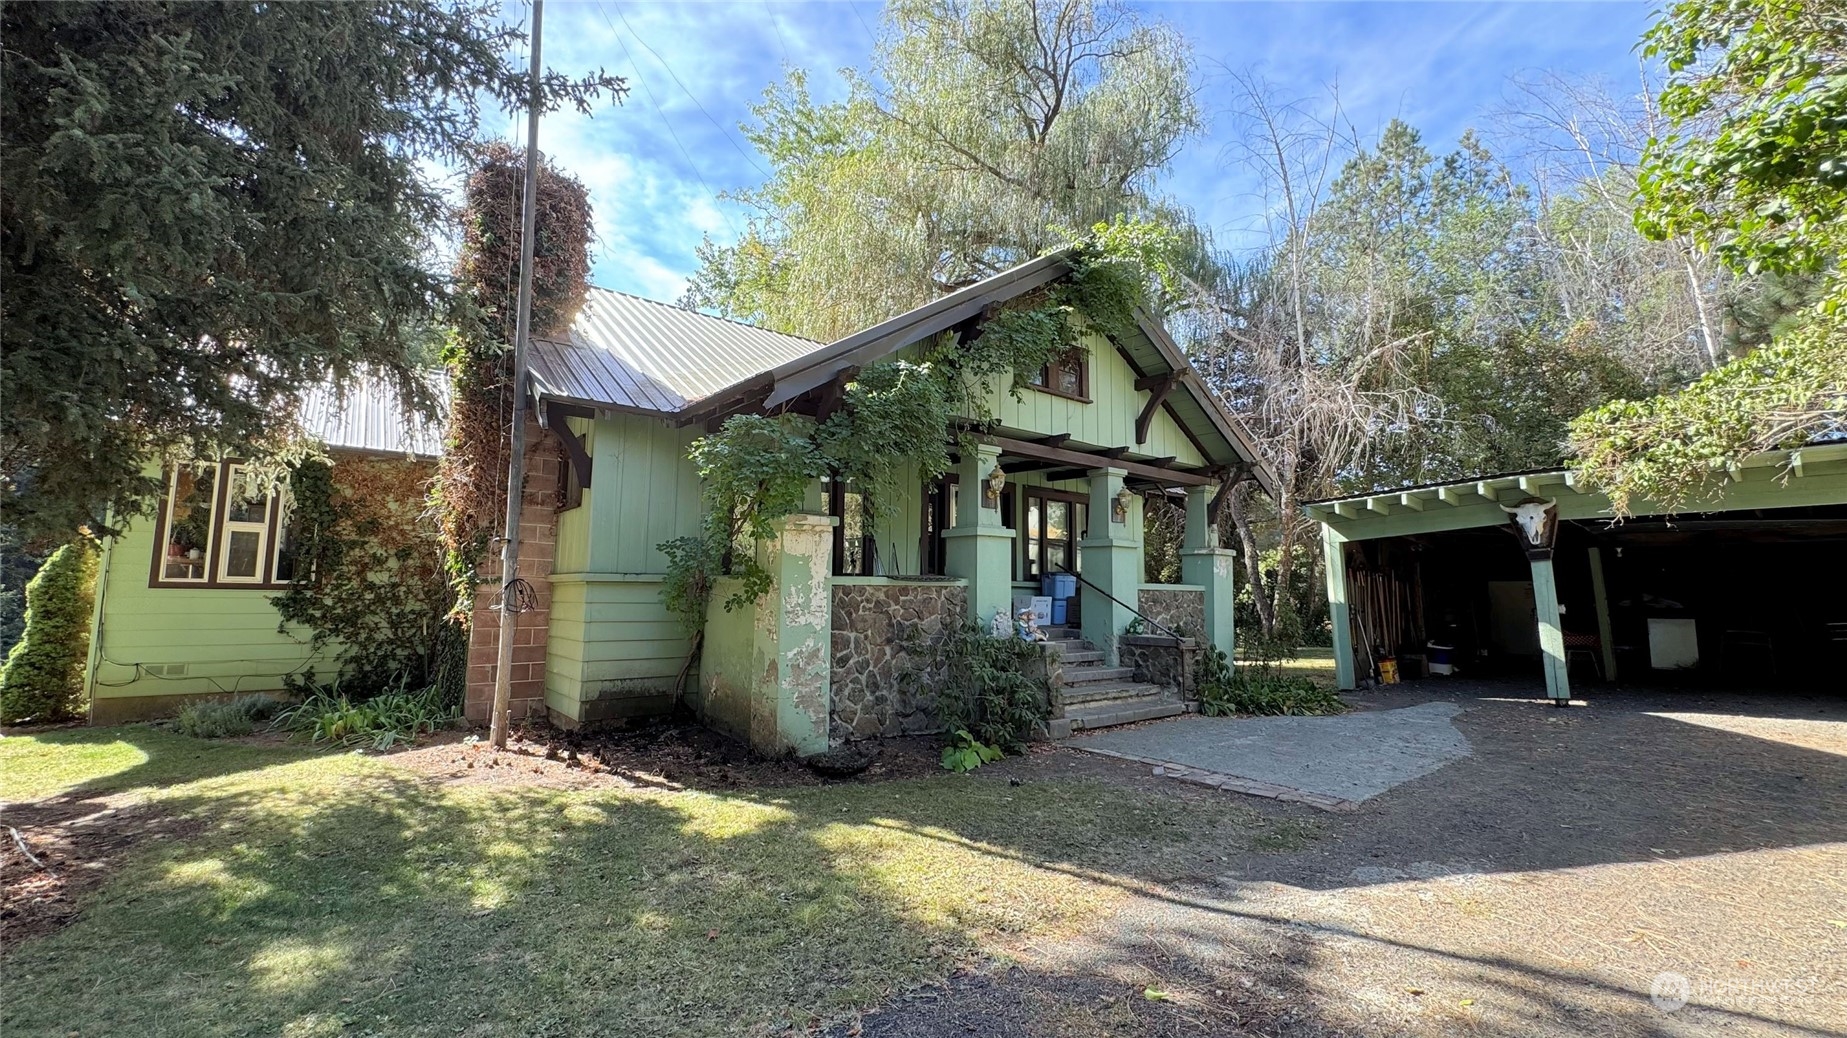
[0,734,1320,1038]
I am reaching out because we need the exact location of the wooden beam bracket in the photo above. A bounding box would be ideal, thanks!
[544,400,594,506]
[1134,372,1182,445]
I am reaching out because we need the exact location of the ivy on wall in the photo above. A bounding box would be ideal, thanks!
[273,457,466,701]
[434,144,593,604]
[661,229,1168,634]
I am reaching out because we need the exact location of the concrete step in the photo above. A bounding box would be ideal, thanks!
[1039,625,1082,640]
[1056,650,1105,665]
[1061,681,1166,705]
[1060,665,1135,686]
[1044,639,1097,656]
[1064,692,1185,731]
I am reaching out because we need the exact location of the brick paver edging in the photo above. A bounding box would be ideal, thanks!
[1073,746,1362,812]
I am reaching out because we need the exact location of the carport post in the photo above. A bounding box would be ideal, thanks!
[1321,524,1358,690]
[1531,558,1571,704]
[1587,546,1618,681]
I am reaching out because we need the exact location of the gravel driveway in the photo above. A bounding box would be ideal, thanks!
[827,682,1847,1037]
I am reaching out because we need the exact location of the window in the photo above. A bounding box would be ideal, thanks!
[1022,489,1087,579]
[919,476,959,576]
[1027,351,1088,400]
[829,478,876,576]
[159,464,217,582]
[152,461,298,588]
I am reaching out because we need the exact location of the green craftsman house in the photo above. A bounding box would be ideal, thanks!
[86,251,1275,752]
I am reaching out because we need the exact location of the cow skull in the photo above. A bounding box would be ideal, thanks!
[1501,497,1558,546]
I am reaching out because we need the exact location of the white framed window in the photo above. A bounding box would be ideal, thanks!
[152,461,297,588]
[159,464,218,582]
[215,464,271,584]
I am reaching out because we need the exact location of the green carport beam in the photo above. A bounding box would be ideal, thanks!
[1322,523,1357,690]
[1531,556,1570,705]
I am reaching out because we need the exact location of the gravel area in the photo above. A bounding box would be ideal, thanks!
[827,681,1847,1037]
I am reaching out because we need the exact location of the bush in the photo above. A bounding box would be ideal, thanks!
[940,728,1005,773]
[0,538,99,724]
[923,618,1052,754]
[1196,647,1346,718]
[274,682,456,750]
[173,694,287,739]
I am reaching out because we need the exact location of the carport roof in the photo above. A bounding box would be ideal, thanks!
[1305,443,1847,542]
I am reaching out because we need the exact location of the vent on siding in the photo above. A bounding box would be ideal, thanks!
[144,663,189,677]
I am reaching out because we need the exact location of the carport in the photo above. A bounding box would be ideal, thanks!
[1305,443,1847,702]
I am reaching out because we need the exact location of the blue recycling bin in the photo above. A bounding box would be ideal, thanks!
[1051,598,1068,625]
[1041,573,1077,600]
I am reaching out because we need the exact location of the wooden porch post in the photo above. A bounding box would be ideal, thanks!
[1531,557,1571,704]
[1587,546,1618,682]
[1321,524,1357,690]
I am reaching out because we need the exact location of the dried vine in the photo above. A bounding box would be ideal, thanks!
[435,143,593,603]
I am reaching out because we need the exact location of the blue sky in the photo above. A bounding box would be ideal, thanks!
[504,1,1658,300]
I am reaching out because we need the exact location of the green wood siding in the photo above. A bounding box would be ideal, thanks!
[555,414,705,575]
[87,515,326,703]
[983,328,1206,466]
[544,574,689,722]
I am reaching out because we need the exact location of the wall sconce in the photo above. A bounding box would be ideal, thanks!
[983,463,1005,508]
[1112,486,1133,524]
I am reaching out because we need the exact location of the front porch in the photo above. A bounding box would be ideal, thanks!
[691,437,1243,757]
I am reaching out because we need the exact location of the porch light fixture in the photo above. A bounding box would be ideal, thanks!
[984,463,1006,508]
[1112,486,1133,524]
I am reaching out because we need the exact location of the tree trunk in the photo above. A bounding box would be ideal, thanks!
[1225,485,1276,638]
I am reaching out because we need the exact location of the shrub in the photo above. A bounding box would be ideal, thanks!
[1196,647,1346,718]
[940,728,1005,773]
[923,618,1052,754]
[173,694,287,739]
[0,538,99,724]
[274,682,456,750]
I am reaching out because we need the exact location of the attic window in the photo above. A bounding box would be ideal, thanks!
[1028,352,1088,401]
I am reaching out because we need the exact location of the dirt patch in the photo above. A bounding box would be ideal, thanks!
[384,718,947,792]
[1,799,201,949]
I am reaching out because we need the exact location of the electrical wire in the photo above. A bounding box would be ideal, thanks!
[608,0,769,180]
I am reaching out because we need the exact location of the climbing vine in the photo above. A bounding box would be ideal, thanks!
[273,457,466,702]
[660,226,1171,634]
[434,143,593,610]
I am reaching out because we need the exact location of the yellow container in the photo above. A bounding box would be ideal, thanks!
[1379,658,1400,684]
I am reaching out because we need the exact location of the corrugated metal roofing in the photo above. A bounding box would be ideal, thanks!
[529,287,823,414]
[296,372,446,458]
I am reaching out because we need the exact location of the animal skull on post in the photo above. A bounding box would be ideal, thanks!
[1501,497,1558,548]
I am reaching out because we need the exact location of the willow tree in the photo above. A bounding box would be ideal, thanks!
[683,0,1203,339]
[1,1,622,542]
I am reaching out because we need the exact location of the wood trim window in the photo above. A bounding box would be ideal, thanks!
[829,478,876,577]
[1027,351,1089,401]
[1021,488,1087,580]
[150,461,298,589]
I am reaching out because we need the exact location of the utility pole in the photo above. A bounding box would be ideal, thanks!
[489,0,545,750]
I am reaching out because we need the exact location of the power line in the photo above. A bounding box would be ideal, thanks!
[593,1,742,243]
[609,0,770,181]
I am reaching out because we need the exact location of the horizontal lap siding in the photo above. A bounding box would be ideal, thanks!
[91,520,327,700]
[546,576,689,721]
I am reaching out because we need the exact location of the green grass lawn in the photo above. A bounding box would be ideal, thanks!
[1234,646,1341,691]
[1,728,1313,1037]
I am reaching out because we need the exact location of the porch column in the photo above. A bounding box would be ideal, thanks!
[1587,545,1618,681]
[1178,484,1237,659]
[1321,524,1358,690]
[1077,467,1138,664]
[943,442,1014,629]
[753,513,837,754]
[1531,556,1571,705]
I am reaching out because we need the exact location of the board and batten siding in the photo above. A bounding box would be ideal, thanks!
[984,326,1206,468]
[545,413,705,724]
[86,512,327,721]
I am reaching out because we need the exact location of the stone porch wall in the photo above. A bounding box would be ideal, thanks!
[829,579,967,742]
[465,419,564,724]
[1138,586,1205,639]
[1119,634,1199,696]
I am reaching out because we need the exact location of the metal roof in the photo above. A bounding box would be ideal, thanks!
[529,287,823,414]
[296,372,446,458]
